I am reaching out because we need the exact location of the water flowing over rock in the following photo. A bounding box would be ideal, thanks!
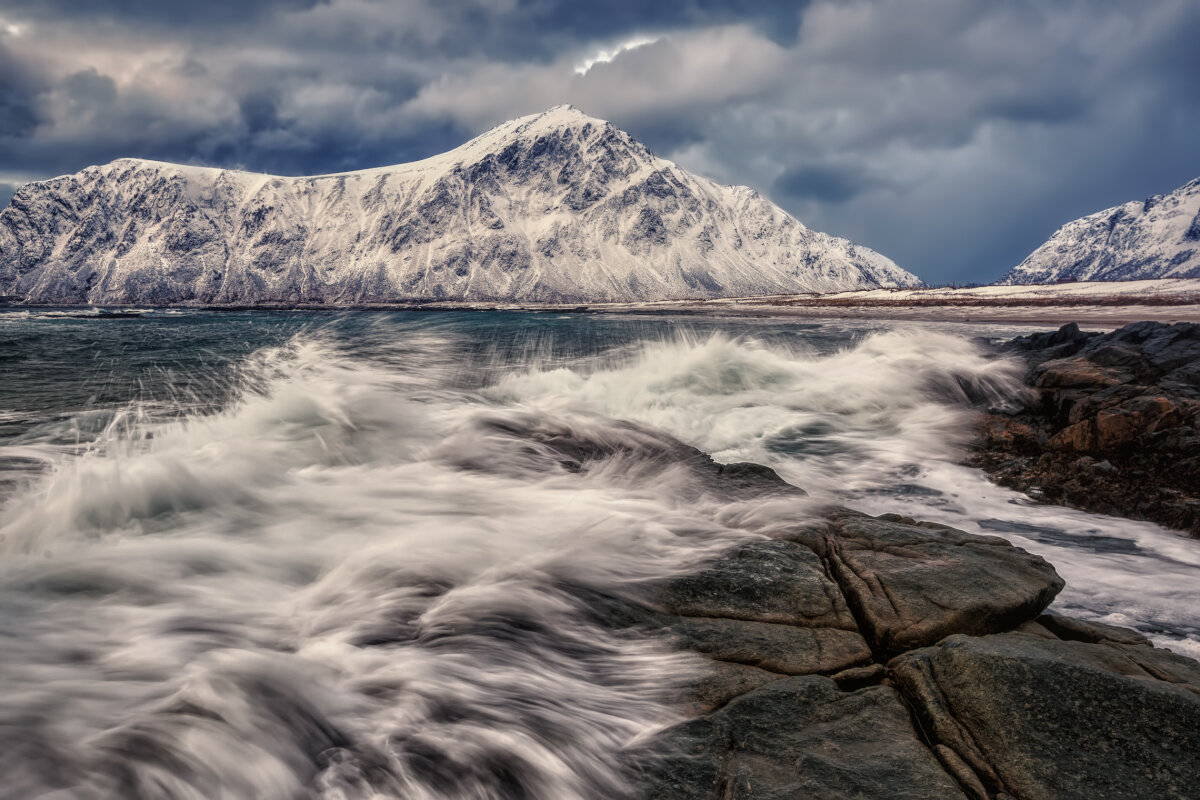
[0,106,918,305]
[4,311,1198,798]
[998,176,1200,284]
[539,419,1200,800]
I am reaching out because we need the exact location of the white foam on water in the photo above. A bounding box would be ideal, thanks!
[0,333,772,799]
[3,318,1199,798]
[492,326,1200,656]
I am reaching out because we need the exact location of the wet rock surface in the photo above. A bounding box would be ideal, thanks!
[891,631,1200,800]
[636,676,970,800]
[487,409,1200,799]
[621,502,1200,800]
[654,540,854,630]
[814,510,1064,657]
[970,321,1200,535]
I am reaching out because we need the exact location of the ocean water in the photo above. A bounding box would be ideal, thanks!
[1,308,1198,799]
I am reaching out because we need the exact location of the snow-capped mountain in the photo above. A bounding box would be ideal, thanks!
[998,176,1200,285]
[0,106,918,305]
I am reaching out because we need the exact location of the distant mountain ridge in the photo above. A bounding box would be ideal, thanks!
[999,175,1200,285]
[0,106,918,305]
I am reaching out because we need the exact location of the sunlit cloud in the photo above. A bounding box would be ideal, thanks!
[0,18,22,36]
[574,35,661,76]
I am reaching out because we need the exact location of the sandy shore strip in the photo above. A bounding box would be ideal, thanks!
[408,279,1200,328]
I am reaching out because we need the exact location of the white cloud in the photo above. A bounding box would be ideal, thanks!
[573,35,662,75]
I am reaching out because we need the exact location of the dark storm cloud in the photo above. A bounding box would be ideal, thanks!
[0,0,1198,284]
[0,45,43,139]
[0,0,327,24]
[773,163,889,205]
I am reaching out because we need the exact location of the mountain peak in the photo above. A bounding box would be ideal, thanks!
[521,104,602,126]
[998,173,1200,284]
[490,104,607,133]
[0,107,919,305]
[460,105,617,151]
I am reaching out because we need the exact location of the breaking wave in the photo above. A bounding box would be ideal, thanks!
[0,314,1197,797]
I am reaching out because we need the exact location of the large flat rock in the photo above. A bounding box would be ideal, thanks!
[654,540,856,630]
[816,511,1064,656]
[665,617,870,676]
[891,631,1200,800]
[636,675,968,800]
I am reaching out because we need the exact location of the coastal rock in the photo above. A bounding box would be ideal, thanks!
[624,498,1200,799]
[636,676,969,800]
[504,416,1200,799]
[627,506,1082,798]
[654,540,855,630]
[891,632,1200,800]
[664,617,871,676]
[1034,612,1153,646]
[815,510,1064,656]
[972,321,1200,535]
[686,662,784,713]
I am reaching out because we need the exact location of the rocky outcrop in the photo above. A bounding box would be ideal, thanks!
[627,504,1200,800]
[629,508,1075,800]
[998,176,1200,284]
[480,407,1200,798]
[892,629,1200,800]
[0,106,919,305]
[970,321,1200,535]
[808,511,1063,657]
[636,676,970,800]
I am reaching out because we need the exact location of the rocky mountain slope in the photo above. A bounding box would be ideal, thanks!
[999,176,1200,285]
[0,106,918,305]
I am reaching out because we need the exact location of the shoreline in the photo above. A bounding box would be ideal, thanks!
[5,300,1200,328]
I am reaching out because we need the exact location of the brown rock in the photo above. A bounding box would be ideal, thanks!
[1036,612,1153,646]
[1049,419,1096,451]
[1033,358,1129,390]
[830,662,885,690]
[971,322,1200,536]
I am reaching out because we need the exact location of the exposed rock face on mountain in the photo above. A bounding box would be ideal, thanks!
[0,107,918,305]
[999,176,1200,285]
[496,414,1200,799]
[970,321,1200,536]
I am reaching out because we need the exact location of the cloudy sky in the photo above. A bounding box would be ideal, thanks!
[1,0,1197,283]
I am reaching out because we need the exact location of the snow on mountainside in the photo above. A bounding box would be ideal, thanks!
[0,106,918,305]
[999,176,1200,285]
